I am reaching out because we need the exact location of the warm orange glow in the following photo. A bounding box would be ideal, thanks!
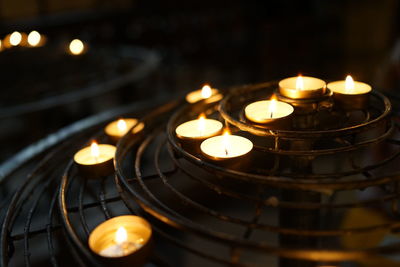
[27,31,41,46]
[117,119,127,132]
[115,226,128,244]
[345,75,354,93]
[222,129,231,156]
[10,31,22,46]
[268,95,277,116]
[90,141,100,159]
[69,39,84,55]
[296,75,304,90]
[198,113,206,133]
[201,84,212,98]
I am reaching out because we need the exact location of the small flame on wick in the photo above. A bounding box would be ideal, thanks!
[201,84,212,99]
[198,113,206,135]
[27,31,41,46]
[268,95,277,118]
[345,75,354,93]
[69,39,84,55]
[90,141,100,160]
[117,119,127,132]
[296,75,304,91]
[10,31,22,46]
[222,128,230,156]
[115,226,128,244]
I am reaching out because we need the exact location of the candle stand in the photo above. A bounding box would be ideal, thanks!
[2,81,400,267]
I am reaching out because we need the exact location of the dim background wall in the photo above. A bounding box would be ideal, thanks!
[0,0,399,162]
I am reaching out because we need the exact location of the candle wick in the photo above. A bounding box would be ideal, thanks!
[225,148,228,156]
[270,111,273,118]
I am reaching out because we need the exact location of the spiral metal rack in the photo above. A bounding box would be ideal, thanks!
[2,80,400,267]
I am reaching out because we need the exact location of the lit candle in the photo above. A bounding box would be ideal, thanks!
[185,84,223,104]
[27,30,46,47]
[200,129,253,161]
[89,215,152,266]
[175,114,223,153]
[10,31,22,46]
[327,75,372,110]
[279,75,326,99]
[73,141,116,177]
[244,95,294,129]
[105,118,145,143]
[3,31,27,48]
[68,39,86,55]
[175,113,223,140]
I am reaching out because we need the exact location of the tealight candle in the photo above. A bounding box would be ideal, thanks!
[244,95,294,129]
[73,141,116,177]
[105,118,145,143]
[201,130,253,161]
[89,215,152,267]
[175,114,223,153]
[3,31,28,48]
[327,75,372,110]
[185,84,223,104]
[279,75,326,99]
[68,39,86,55]
[27,30,46,47]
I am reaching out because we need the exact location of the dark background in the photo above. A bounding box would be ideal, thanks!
[0,0,399,162]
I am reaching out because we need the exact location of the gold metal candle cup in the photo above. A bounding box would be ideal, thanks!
[279,76,326,99]
[89,215,153,267]
[105,118,145,143]
[73,144,116,178]
[175,118,223,154]
[244,100,294,130]
[200,135,253,171]
[327,80,372,110]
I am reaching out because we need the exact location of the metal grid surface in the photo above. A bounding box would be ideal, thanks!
[2,81,400,266]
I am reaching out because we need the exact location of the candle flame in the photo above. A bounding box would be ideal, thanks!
[27,31,41,46]
[117,119,127,132]
[222,129,230,156]
[198,113,206,134]
[10,31,22,46]
[296,75,304,91]
[69,39,84,55]
[345,75,354,93]
[115,226,128,244]
[268,95,277,117]
[201,84,212,98]
[90,141,100,159]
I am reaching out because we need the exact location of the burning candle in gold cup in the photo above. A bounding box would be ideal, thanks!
[27,30,46,47]
[200,129,253,170]
[73,141,116,178]
[244,94,294,129]
[175,113,223,153]
[279,75,326,99]
[3,31,28,48]
[327,75,372,110]
[185,84,223,104]
[68,39,86,55]
[89,215,152,267]
[105,118,145,143]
